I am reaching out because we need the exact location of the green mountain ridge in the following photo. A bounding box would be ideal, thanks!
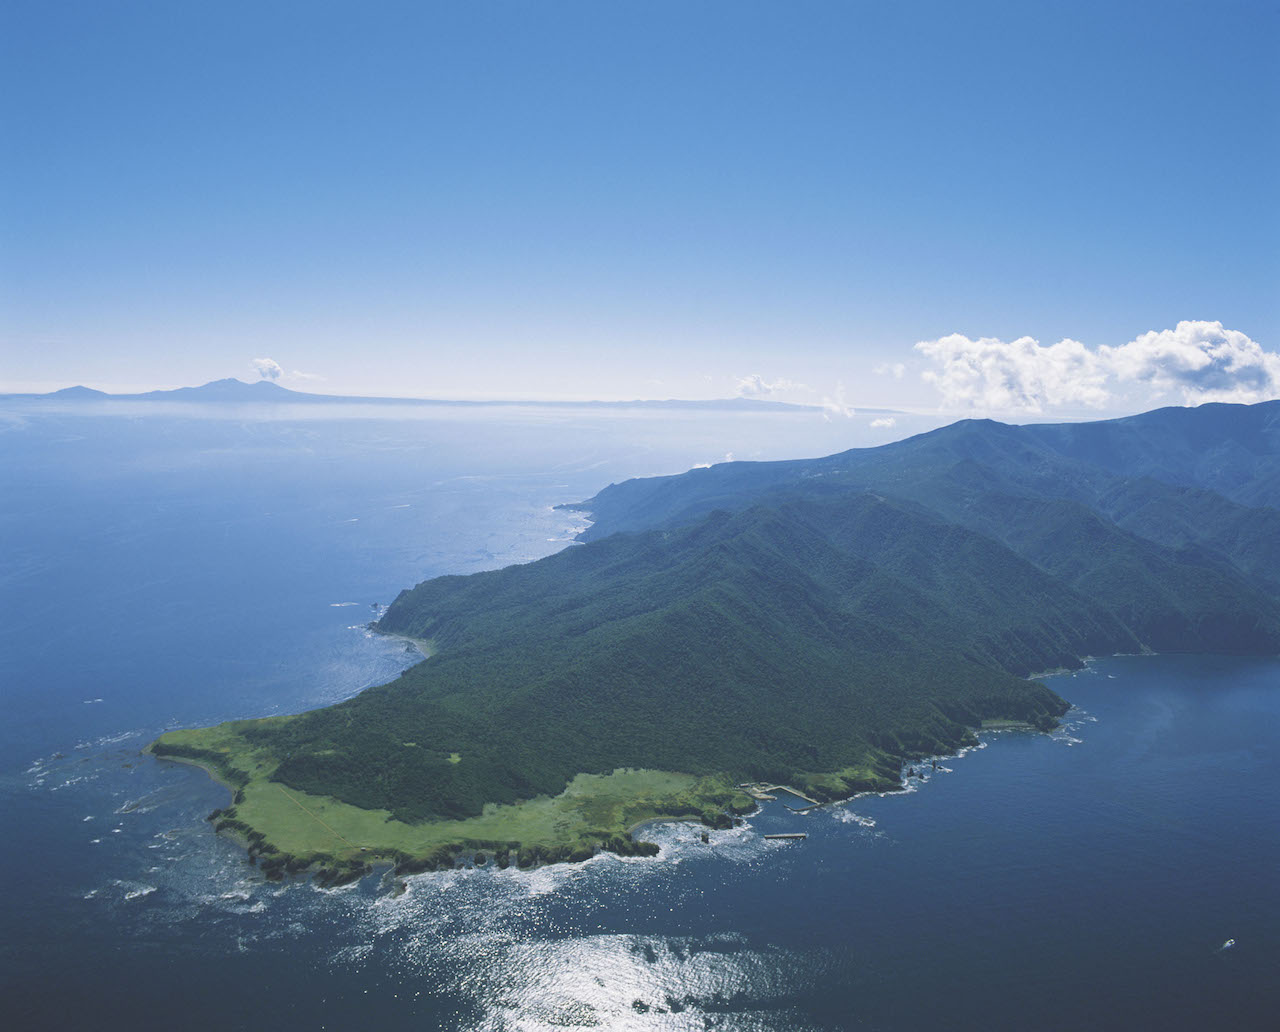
[257,494,1088,824]
[151,400,1280,876]
[573,402,1280,540]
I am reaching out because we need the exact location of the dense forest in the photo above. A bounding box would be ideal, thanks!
[234,401,1280,825]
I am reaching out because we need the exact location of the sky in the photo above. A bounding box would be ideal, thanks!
[2,0,1278,416]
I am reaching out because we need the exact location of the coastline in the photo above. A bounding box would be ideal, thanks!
[367,623,435,661]
[145,663,1063,885]
[146,728,756,883]
[143,745,235,798]
[146,709,1021,886]
[145,619,1076,887]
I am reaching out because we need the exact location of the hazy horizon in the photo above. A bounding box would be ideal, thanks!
[4,2,1277,418]
[13,373,1276,430]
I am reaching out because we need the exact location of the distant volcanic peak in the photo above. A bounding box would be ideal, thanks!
[185,378,294,396]
[134,378,304,401]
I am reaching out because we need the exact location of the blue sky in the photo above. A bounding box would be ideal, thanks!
[3,1,1277,414]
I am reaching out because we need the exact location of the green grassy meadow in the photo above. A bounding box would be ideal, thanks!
[149,722,756,873]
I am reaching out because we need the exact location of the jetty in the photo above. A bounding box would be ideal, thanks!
[741,783,822,807]
[761,784,819,806]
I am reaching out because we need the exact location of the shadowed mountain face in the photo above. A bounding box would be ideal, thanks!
[573,402,1280,598]
[228,401,1280,823]
[574,402,1280,535]
[1021,402,1280,507]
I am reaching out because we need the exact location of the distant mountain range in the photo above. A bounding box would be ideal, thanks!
[4,377,862,413]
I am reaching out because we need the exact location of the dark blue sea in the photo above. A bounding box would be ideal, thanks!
[2,401,1277,1030]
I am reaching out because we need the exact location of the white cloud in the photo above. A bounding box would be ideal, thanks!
[1101,321,1280,404]
[734,373,804,397]
[914,321,1277,413]
[820,382,855,420]
[737,372,859,421]
[874,362,906,379]
[250,357,283,381]
[870,416,896,428]
[824,384,855,419]
[915,334,1109,413]
[289,369,325,382]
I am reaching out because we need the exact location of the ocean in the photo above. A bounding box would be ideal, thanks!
[1,401,1276,1030]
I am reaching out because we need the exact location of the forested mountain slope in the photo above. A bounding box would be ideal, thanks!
[156,401,1280,860]
[573,402,1280,604]
[1022,400,1280,507]
[257,494,1118,822]
[575,402,1280,541]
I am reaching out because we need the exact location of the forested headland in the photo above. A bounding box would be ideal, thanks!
[151,400,1280,882]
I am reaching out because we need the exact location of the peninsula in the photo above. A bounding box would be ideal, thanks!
[150,400,1280,884]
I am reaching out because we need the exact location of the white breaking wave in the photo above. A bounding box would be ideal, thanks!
[75,728,145,750]
[831,809,876,828]
[113,880,157,902]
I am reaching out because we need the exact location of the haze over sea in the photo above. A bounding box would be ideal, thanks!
[2,402,1276,1030]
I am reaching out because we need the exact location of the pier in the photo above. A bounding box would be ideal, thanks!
[741,783,822,807]
[763,833,807,840]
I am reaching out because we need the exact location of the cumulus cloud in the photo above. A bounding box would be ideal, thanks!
[1101,321,1280,404]
[915,334,1108,413]
[251,357,283,381]
[735,374,804,397]
[870,416,896,428]
[914,321,1277,413]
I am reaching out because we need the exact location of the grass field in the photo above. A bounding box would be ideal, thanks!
[148,721,756,869]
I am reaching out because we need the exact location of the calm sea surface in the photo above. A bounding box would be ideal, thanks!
[1,403,1276,1030]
